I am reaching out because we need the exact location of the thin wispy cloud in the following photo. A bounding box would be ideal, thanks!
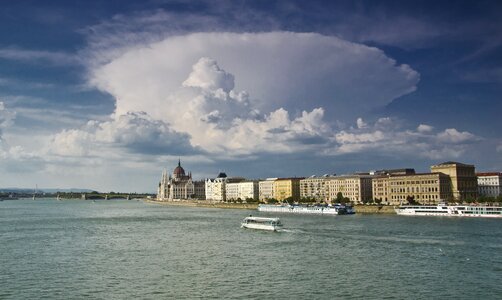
[0,47,79,66]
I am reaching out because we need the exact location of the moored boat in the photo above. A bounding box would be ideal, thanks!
[395,203,502,218]
[258,204,353,215]
[241,216,283,231]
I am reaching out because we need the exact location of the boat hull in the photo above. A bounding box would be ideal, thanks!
[241,223,281,231]
[395,205,502,218]
[258,204,351,215]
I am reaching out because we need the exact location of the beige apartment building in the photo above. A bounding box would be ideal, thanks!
[430,161,477,201]
[225,181,259,201]
[300,176,330,201]
[326,175,373,204]
[258,178,277,201]
[372,172,452,205]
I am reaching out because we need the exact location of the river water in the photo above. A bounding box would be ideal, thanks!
[1,199,501,299]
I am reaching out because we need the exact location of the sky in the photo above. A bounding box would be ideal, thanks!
[0,0,501,192]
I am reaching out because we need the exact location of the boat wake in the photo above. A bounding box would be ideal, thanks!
[276,228,304,234]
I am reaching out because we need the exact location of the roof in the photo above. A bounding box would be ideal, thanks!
[433,161,473,167]
[276,177,305,181]
[476,172,502,176]
[217,172,227,178]
[388,172,445,178]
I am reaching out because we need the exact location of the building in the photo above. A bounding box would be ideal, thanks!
[193,180,206,200]
[273,178,303,202]
[477,172,502,198]
[372,172,452,205]
[157,160,195,201]
[326,175,373,204]
[225,181,259,201]
[431,161,478,201]
[205,172,245,202]
[299,176,331,201]
[372,176,391,204]
[205,172,228,202]
[258,178,277,201]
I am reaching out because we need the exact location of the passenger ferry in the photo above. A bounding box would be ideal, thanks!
[258,204,354,215]
[241,217,283,231]
[395,204,502,218]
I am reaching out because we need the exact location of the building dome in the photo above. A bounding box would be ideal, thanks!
[173,159,186,177]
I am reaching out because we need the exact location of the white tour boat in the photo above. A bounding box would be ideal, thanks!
[395,203,502,218]
[258,204,354,215]
[241,216,283,231]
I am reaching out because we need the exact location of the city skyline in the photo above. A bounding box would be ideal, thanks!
[0,0,501,192]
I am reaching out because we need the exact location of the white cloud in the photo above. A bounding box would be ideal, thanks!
[182,57,235,92]
[417,124,434,133]
[436,128,479,144]
[50,46,478,164]
[356,117,368,129]
[333,118,480,159]
[0,101,15,129]
[49,112,198,157]
[90,32,419,123]
[0,47,78,65]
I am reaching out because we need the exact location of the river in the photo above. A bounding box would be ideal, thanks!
[1,199,501,299]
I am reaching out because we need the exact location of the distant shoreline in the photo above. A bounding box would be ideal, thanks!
[145,200,396,214]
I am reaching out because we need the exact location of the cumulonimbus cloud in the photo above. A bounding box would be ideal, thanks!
[63,31,423,156]
[90,32,420,122]
[50,49,478,162]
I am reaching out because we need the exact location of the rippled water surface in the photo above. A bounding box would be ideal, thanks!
[1,199,501,299]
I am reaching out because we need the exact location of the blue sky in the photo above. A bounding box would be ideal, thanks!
[0,0,500,192]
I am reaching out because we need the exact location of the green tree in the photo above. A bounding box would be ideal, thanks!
[267,198,278,204]
[407,196,419,205]
[336,192,344,202]
[284,196,294,204]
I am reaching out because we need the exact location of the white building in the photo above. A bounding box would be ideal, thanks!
[259,178,277,201]
[477,172,502,198]
[225,181,259,201]
[205,172,245,202]
[205,172,228,202]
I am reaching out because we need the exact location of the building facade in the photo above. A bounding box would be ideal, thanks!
[477,172,502,198]
[193,180,206,200]
[157,160,195,201]
[326,175,373,204]
[273,178,303,202]
[372,172,452,205]
[205,172,228,202]
[300,176,330,201]
[205,173,245,202]
[225,181,259,201]
[258,178,277,201]
[430,161,478,201]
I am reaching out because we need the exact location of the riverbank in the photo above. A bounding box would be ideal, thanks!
[145,200,259,210]
[354,205,395,214]
[145,200,396,214]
